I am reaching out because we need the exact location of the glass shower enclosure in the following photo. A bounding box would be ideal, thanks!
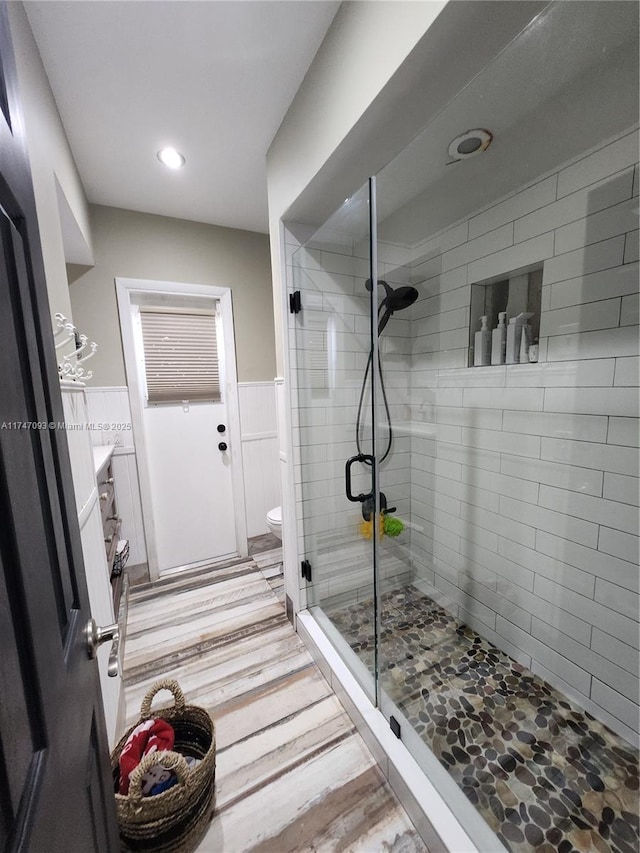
[290,180,381,705]
[288,3,639,851]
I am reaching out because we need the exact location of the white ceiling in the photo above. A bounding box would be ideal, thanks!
[284,1,638,252]
[377,0,640,246]
[25,1,340,235]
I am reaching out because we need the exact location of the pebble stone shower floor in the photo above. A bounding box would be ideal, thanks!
[326,586,639,853]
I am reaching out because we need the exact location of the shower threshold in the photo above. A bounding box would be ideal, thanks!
[298,587,639,853]
[297,609,492,852]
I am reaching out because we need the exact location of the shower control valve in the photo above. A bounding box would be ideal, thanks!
[362,492,396,522]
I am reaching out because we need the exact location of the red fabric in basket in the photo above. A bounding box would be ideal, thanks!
[118,718,175,794]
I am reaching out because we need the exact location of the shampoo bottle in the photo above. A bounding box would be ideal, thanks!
[474,315,491,366]
[491,312,507,365]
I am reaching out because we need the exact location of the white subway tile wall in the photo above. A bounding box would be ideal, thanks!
[289,127,640,741]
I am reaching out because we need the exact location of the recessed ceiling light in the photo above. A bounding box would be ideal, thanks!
[157,147,185,169]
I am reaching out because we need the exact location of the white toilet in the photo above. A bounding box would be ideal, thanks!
[266,505,282,540]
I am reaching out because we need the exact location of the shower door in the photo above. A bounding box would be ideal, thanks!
[290,181,383,703]
[370,4,640,851]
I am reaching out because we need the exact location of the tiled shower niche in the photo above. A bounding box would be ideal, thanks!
[469,267,543,367]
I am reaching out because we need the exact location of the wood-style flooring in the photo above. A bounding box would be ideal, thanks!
[121,548,426,852]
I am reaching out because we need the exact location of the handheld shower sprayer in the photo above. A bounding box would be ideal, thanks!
[365,279,419,334]
[356,279,419,463]
[378,285,419,334]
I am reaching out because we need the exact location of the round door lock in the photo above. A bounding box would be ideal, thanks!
[218,442,228,451]
[217,424,226,433]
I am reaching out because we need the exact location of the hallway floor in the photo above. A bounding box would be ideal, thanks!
[121,546,426,852]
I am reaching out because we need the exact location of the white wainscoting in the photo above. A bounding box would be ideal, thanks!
[87,383,280,549]
[238,382,281,538]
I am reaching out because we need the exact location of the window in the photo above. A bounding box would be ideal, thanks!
[139,308,221,403]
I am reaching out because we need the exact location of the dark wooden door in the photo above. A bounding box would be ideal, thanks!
[0,5,119,851]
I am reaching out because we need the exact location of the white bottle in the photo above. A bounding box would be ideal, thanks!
[519,320,532,362]
[506,317,521,364]
[474,315,491,366]
[491,312,507,365]
[506,312,534,364]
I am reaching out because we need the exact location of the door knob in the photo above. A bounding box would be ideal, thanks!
[218,441,228,451]
[217,423,226,433]
[85,618,120,676]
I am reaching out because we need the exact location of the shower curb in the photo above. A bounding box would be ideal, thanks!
[297,610,493,853]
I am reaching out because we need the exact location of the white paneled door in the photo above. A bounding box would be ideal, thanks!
[116,278,247,577]
[144,399,236,571]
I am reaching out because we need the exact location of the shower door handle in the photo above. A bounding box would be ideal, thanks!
[345,454,374,503]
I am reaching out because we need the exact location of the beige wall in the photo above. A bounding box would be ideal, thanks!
[69,205,276,386]
[8,2,93,324]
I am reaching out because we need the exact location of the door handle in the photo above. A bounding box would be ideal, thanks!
[345,454,374,502]
[218,441,228,451]
[85,618,120,677]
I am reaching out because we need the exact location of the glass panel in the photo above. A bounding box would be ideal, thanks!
[373,2,639,852]
[289,182,379,701]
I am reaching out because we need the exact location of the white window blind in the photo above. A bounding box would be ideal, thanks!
[140,308,221,403]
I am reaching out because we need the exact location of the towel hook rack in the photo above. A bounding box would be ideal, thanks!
[54,313,98,383]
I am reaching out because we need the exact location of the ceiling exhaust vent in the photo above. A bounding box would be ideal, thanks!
[448,129,493,162]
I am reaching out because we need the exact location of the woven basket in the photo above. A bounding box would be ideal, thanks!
[111,680,216,853]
